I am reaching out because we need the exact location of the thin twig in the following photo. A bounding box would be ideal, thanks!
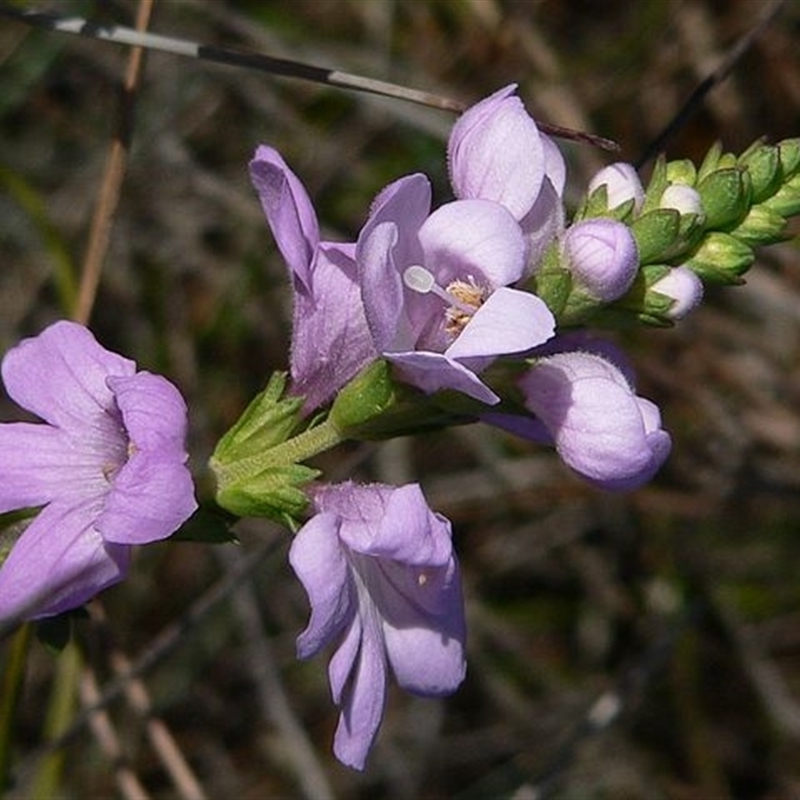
[0,3,618,151]
[72,0,153,325]
[90,606,209,800]
[80,667,151,800]
[217,547,335,800]
[21,536,280,762]
[636,0,788,167]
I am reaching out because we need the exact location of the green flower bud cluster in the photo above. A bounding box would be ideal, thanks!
[552,138,800,327]
[210,372,325,524]
[631,139,800,285]
[210,362,478,523]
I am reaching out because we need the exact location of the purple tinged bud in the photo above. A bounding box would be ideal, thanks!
[562,218,639,302]
[588,163,645,212]
[660,184,704,216]
[651,266,704,319]
[519,351,671,491]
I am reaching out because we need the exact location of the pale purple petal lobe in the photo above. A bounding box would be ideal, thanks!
[0,501,128,623]
[249,145,320,288]
[445,288,555,360]
[1,321,135,431]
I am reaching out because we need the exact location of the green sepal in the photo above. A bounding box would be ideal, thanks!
[778,138,800,179]
[665,159,697,187]
[590,265,674,328]
[215,463,320,523]
[338,382,477,440]
[728,204,789,247]
[697,142,724,182]
[574,184,636,223]
[763,177,800,218]
[739,142,782,203]
[630,208,680,264]
[697,167,751,230]
[329,360,397,433]
[684,232,754,284]
[641,155,670,214]
[697,143,737,182]
[213,372,303,463]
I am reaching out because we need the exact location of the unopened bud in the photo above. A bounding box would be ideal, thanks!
[660,184,704,217]
[587,162,645,215]
[562,219,638,302]
[685,232,753,284]
[696,168,750,229]
[650,266,704,319]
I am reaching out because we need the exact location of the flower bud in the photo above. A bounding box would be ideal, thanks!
[649,266,704,319]
[778,138,800,179]
[763,177,800,218]
[660,184,704,217]
[739,143,782,203]
[729,204,787,247]
[519,351,671,491]
[587,162,645,214]
[684,232,754,284]
[562,219,638,302]
[665,159,697,187]
[696,168,750,229]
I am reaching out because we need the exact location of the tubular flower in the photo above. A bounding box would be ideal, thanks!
[250,145,378,414]
[289,481,466,770]
[356,174,556,405]
[518,350,671,490]
[448,84,566,270]
[0,321,197,626]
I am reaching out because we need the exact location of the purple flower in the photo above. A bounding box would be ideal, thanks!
[588,162,645,213]
[357,175,555,405]
[448,84,566,269]
[0,321,197,626]
[517,350,671,490]
[250,146,378,413]
[651,266,704,319]
[562,218,639,302]
[289,481,466,770]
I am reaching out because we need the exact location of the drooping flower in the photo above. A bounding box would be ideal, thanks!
[448,84,566,270]
[356,174,556,405]
[250,146,378,414]
[517,349,671,490]
[562,218,639,302]
[0,321,197,627]
[289,481,466,770]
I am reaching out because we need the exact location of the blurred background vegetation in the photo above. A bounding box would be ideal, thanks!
[1,0,800,797]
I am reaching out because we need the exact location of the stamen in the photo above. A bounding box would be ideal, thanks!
[403,265,475,315]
